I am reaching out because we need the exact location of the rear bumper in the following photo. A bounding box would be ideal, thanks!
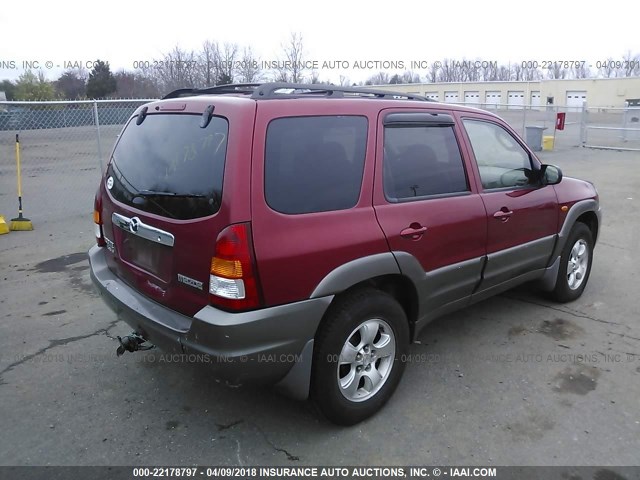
[89,245,332,393]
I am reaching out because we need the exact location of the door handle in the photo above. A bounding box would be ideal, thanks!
[400,224,428,240]
[493,208,513,222]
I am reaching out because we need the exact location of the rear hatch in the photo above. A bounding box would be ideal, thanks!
[98,98,254,317]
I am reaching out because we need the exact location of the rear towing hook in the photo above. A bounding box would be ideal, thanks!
[116,332,155,356]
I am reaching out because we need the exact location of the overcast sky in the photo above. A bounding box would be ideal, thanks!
[1,0,638,83]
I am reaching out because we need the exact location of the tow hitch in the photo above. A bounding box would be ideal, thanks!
[116,332,155,356]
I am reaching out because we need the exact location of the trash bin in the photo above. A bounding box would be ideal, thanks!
[525,126,547,151]
[542,135,555,151]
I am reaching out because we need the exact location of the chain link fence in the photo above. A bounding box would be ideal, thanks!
[0,98,637,231]
[0,100,151,226]
[452,101,640,151]
[582,106,640,150]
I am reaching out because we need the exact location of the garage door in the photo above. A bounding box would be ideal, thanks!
[444,91,459,103]
[485,91,501,108]
[464,91,480,105]
[507,91,525,110]
[425,92,439,101]
[530,91,541,109]
[566,91,587,112]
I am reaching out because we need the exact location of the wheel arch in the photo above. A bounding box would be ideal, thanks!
[576,210,599,245]
[276,254,419,402]
[361,274,419,334]
[310,253,420,336]
[551,199,601,259]
[318,275,420,336]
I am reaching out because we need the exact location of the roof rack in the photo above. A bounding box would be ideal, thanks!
[163,84,263,99]
[162,82,431,102]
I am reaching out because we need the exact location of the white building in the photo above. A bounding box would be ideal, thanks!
[372,77,640,109]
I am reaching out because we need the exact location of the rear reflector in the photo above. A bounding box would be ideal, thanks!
[209,223,261,311]
[94,192,105,247]
[94,222,102,242]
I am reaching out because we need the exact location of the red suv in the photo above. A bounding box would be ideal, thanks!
[89,83,601,425]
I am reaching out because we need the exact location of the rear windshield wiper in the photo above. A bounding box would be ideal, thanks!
[135,190,206,199]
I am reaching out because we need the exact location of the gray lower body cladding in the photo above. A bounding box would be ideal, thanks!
[88,245,331,391]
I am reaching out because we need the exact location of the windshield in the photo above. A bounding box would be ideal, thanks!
[107,112,228,219]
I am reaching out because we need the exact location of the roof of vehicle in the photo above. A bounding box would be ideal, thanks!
[157,82,497,117]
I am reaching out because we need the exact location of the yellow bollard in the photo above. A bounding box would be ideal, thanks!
[0,215,9,235]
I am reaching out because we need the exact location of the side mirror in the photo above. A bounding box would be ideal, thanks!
[540,164,563,186]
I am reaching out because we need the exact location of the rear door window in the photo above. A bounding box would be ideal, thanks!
[264,116,368,214]
[108,113,228,220]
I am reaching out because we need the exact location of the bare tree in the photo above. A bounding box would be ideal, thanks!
[272,69,290,82]
[447,59,480,82]
[367,71,390,85]
[401,71,421,83]
[427,62,439,83]
[338,75,351,86]
[465,61,480,82]
[199,40,220,86]
[133,73,162,98]
[154,46,200,93]
[496,65,512,81]
[547,63,567,80]
[598,57,616,78]
[134,64,162,96]
[114,70,161,98]
[522,65,542,81]
[437,59,454,82]
[237,47,262,83]
[276,32,306,82]
[114,70,135,98]
[572,64,590,79]
[438,59,467,82]
[512,63,523,81]
[217,43,238,84]
[309,70,322,84]
[622,50,640,77]
[479,62,493,82]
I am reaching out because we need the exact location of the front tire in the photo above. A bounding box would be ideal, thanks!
[311,288,409,425]
[550,222,593,302]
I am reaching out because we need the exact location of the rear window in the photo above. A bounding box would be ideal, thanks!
[108,113,228,220]
[264,116,367,214]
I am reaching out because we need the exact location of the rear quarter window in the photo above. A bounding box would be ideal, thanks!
[264,116,368,214]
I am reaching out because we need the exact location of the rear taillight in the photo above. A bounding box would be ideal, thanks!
[209,223,261,311]
[94,191,105,247]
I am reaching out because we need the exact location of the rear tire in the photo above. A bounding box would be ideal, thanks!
[311,288,409,425]
[549,222,593,303]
